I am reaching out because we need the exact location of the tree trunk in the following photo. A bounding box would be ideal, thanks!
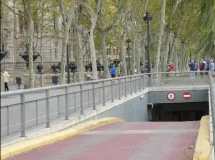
[101,32,109,78]
[140,36,146,65]
[131,38,135,74]
[28,19,34,88]
[54,16,61,58]
[120,29,127,76]
[155,0,166,72]
[162,30,171,72]
[76,30,84,82]
[60,27,69,84]
[89,22,98,79]
[169,33,178,63]
[69,39,74,61]
[173,38,179,73]
[136,34,141,74]
[12,0,16,84]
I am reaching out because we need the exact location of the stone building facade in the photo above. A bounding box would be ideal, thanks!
[0,3,120,84]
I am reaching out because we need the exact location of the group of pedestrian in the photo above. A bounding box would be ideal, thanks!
[85,64,118,81]
[190,59,214,75]
[199,59,214,75]
[189,59,214,80]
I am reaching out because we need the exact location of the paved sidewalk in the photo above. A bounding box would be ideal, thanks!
[2,84,24,92]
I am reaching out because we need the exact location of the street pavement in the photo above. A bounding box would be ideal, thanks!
[9,121,199,160]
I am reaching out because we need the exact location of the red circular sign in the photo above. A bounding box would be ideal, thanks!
[167,92,176,101]
[183,92,191,100]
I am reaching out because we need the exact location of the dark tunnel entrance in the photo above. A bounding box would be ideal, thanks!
[148,102,209,121]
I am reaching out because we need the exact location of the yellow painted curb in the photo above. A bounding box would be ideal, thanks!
[193,116,211,160]
[1,117,124,160]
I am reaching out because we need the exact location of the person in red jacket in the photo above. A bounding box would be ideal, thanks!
[168,62,175,72]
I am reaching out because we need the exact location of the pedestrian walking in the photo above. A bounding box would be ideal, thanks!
[110,65,117,84]
[209,59,215,76]
[1,69,10,92]
[194,61,198,76]
[110,65,116,78]
[189,60,196,82]
[167,62,174,77]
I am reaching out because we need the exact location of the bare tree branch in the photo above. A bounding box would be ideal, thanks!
[97,0,128,32]
[84,3,96,18]
[1,1,27,19]
[21,0,30,19]
[144,0,150,13]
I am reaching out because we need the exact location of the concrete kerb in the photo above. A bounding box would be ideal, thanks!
[193,116,211,160]
[1,117,124,160]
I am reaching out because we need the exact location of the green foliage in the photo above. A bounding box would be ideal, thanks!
[2,0,214,59]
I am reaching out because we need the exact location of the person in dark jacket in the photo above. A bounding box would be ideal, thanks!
[189,61,196,82]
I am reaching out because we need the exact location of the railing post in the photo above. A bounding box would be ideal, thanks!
[7,106,9,136]
[65,87,69,120]
[36,100,38,125]
[20,93,26,137]
[80,83,84,114]
[46,90,50,128]
[57,96,60,118]
[130,76,132,95]
[93,82,96,110]
[125,78,127,97]
[135,76,137,93]
[139,75,141,92]
[118,78,121,100]
[111,79,114,102]
[209,71,215,157]
[103,81,105,106]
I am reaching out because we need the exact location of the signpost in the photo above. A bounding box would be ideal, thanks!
[183,92,191,100]
[167,92,176,101]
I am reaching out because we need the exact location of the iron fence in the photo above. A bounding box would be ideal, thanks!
[1,71,211,138]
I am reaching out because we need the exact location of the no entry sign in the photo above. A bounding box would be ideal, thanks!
[167,92,176,101]
[183,92,191,100]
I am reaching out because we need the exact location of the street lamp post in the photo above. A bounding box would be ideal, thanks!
[143,11,152,75]
[126,39,131,75]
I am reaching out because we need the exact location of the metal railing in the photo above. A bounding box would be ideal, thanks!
[1,71,211,138]
[209,72,215,157]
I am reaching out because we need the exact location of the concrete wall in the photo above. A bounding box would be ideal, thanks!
[86,94,149,122]
[148,90,208,103]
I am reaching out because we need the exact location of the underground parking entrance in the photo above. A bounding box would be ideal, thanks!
[148,101,209,121]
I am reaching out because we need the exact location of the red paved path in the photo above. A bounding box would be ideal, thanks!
[9,121,199,160]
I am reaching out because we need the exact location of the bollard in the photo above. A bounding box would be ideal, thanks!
[52,74,58,85]
[16,76,21,89]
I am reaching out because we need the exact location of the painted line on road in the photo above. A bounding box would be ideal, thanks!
[193,116,211,160]
[1,117,124,160]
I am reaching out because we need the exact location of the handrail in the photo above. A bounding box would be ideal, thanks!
[209,71,215,157]
[0,71,208,97]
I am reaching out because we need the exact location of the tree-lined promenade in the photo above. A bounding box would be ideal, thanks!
[0,0,214,88]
